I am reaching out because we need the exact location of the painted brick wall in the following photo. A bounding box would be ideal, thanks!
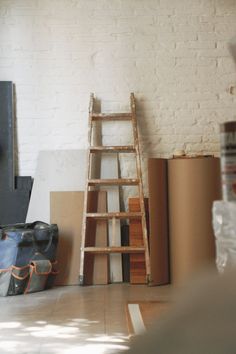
[0,0,236,194]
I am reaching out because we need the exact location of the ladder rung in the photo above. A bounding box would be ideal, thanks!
[92,113,132,121]
[86,212,143,220]
[83,246,145,254]
[90,146,136,153]
[88,178,139,186]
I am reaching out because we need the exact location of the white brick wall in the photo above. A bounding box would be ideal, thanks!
[1,0,236,194]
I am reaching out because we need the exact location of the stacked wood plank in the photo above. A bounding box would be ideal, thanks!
[129,198,149,284]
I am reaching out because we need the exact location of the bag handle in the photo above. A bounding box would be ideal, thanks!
[28,229,53,253]
[22,222,54,252]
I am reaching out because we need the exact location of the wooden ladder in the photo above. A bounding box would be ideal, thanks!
[79,93,151,285]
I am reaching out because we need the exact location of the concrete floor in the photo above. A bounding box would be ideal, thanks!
[0,284,173,354]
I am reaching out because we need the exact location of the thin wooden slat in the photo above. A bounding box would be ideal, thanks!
[79,93,94,286]
[90,146,135,153]
[92,113,132,121]
[88,178,139,186]
[86,212,142,219]
[130,93,150,283]
[84,246,145,254]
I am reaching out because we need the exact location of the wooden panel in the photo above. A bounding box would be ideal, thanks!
[148,158,169,285]
[129,198,149,284]
[50,191,84,286]
[50,191,108,286]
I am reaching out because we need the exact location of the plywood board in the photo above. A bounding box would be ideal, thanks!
[168,157,222,285]
[101,153,122,283]
[129,198,149,284]
[27,150,86,223]
[148,158,169,285]
[50,191,84,286]
[50,191,109,286]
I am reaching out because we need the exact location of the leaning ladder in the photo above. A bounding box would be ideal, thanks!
[79,93,151,285]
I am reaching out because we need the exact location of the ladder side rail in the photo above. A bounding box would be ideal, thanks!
[79,93,95,285]
[130,93,151,283]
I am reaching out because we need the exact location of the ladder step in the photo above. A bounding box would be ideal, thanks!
[83,246,145,254]
[86,212,142,219]
[90,146,136,153]
[92,113,132,121]
[88,178,139,186]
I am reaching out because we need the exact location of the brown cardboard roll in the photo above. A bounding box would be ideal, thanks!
[148,158,169,285]
[168,157,222,285]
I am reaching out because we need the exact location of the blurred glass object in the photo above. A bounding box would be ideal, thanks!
[213,201,236,273]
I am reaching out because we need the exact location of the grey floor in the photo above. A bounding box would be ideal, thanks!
[0,284,172,354]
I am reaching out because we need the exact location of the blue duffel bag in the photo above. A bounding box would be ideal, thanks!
[0,221,59,296]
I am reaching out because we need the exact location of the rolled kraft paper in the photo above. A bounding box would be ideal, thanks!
[168,157,222,285]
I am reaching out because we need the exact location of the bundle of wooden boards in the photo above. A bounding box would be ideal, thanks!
[50,191,149,286]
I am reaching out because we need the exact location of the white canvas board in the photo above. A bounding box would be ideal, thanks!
[101,153,123,283]
[26,150,87,223]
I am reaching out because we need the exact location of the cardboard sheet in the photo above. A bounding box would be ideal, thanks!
[168,157,222,285]
[148,158,169,285]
